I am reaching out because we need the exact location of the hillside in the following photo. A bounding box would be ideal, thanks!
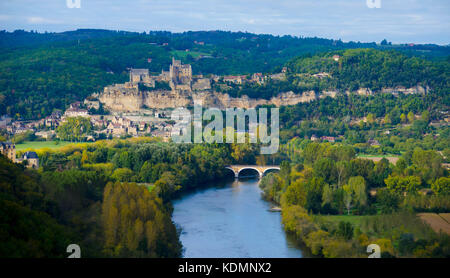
[286,49,449,97]
[0,29,449,120]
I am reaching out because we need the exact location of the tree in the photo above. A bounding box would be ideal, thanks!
[421,110,430,123]
[384,114,391,125]
[153,172,181,201]
[367,113,375,125]
[371,158,391,187]
[56,117,92,142]
[313,158,336,185]
[376,188,400,213]
[412,148,444,183]
[343,184,353,215]
[81,150,89,164]
[432,177,450,195]
[282,179,307,207]
[336,161,349,187]
[101,182,181,257]
[322,184,333,207]
[111,168,134,182]
[407,111,415,123]
[400,113,406,123]
[305,177,326,213]
[337,221,354,240]
[385,175,421,194]
[348,176,367,207]
[280,161,291,187]
[260,173,284,203]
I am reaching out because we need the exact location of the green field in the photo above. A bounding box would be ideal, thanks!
[315,215,367,226]
[170,50,209,59]
[15,141,76,151]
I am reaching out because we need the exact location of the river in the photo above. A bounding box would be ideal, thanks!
[172,178,306,258]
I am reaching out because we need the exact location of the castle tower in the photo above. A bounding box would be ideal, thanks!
[0,142,16,163]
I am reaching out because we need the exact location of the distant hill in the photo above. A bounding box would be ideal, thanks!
[0,29,449,119]
[286,48,449,97]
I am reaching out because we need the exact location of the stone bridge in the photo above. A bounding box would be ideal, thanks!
[225,165,280,179]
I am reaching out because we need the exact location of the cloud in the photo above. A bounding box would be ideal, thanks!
[26,16,61,24]
[0,0,448,44]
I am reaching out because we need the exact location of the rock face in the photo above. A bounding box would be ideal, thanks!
[98,86,143,112]
[97,85,428,112]
[98,89,318,112]
[381,85,429,95]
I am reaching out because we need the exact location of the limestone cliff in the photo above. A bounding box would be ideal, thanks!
[97,85,428,112]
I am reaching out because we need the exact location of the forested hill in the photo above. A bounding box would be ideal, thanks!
[0,29,449,119]
[286,49,450,98]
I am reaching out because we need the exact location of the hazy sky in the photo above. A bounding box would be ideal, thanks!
[0,0,449,44]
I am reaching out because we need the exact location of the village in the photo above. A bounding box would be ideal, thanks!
[1,55,448,167]
[0,57,292,144]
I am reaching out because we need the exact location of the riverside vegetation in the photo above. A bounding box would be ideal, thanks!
[260,142,449,258]
[0,137,268,257]
[0,30,449,258]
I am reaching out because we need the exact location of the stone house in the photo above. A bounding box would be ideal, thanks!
[107,123,126,136]
[64,107,89,118]
[35,130,55,140]
[321,136,336,143]
[21,151,39,169]
[0,142,16,162]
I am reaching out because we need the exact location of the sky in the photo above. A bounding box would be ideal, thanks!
[0,0,449,45]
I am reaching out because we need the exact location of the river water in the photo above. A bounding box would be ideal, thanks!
[172,178,305,258]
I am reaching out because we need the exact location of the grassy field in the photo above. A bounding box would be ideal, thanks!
[170,50,209,59]
[357,155,400,164]
[15,141,77,151]
[315,215,367,226]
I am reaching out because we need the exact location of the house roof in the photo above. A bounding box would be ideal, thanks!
[23,151,38,159]
[0,142,15,149]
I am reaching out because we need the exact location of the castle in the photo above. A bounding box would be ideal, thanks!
[98,58,377,112]
[0,142,39,168]
[127,58,210,92]
[0,142,16,162]
[169,57,193,90]
[96,57,317,112]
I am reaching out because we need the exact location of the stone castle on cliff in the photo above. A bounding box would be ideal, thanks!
[96,58,313,112]
[95,58,427,113]
[128,57,210,92]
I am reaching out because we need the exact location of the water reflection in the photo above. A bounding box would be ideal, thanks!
[172,178,305,258]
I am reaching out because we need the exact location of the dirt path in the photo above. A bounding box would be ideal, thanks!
[439,213,450,224]
[418,213,450,235]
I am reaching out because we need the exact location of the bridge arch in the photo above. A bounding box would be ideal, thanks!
[261,167,281,177]
[237,167,262,178]
[225,165,280,179]
[224,167,237,178]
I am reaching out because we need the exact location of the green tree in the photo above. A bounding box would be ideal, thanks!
[400,113,406,123]
[432,177,450,195]
[111,168,134,182]
[376,188,401,213]
[337,221,354,240]
[56,117,92,142]
[407,111,415,123]
[385,175,421,194]
[348,176,367,207]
